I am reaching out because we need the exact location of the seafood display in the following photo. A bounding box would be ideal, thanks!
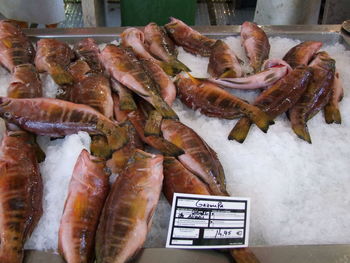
[0,130,42,263]
[0,16,346,263]
[58,149,109,263]
[95,150,163,263]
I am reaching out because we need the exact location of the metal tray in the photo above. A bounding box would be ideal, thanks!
[21,24,350,263]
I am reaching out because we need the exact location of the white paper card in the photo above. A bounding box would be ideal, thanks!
[166,193,250,249]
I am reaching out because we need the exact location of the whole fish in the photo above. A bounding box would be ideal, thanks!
[241,21,270,73]
[0,97,128,150]
[74,38,103,73]
[230,66,313,143]
[95,150,163,263]
[58,149,109,263]
[208,40,242,78]
[0,130,42,263]
[100,44,178,119]
[289,52,335,143]
[161,119,227,196]
[0,20,35,72]
[8,63,42,98]
[209,58,291,90]
[68,60,114,119]
[144,22,190,72]
[176,75,273,132]
[106,121,143,174]
[324,71,343,124]
[163,157,212,203]
[283,41,322,69]
[165,17,216,57]
[35,38,74,85]
[141,58,176,106]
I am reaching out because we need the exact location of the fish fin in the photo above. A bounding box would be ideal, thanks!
[219,69,237,78]
[171,59,191,72]
[99,123,129,151]
[144,110,162,136]
[146,136,185,156]
[186,72,203,85]
[292,123,312,143]
[324,104,342,124]
[151,94,178,120]
[249,109,274,133]
[90,135,113,159]
[230,248,260,263]
[49,65,74,85]
[119,93,138,111]
[33,141,46,163]
[1,38,12,48]
[228,117,252,143]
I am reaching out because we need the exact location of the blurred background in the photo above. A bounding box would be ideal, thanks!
[0,0,348,28]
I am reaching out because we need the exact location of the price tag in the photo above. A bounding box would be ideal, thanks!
[165,193,250,249]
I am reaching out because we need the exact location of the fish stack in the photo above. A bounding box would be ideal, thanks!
[0,16,344,263]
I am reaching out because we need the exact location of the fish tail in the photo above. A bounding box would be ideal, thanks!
[49,65,74,85]
[292,123,312,143]
[230,248,260,263]
[151,95,178,120]
[219,69,237,78]
[144,110,163,136]
[146,136,184,156]
[99,123,129,151]
[324,104,341,124]
[228,117,252,143]
[249,108,274,133]
[90,135,113,159]
[161,59,191,76]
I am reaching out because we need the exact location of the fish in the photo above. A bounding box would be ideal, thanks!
[111,79,137,112]
[144,22,190,72]
[283,41,323,69]
[163,157,212,203]
[100,44,178,119]
[176,75,273,132]
[0,97,128,151]
[208,58,291,89]
[0,130,42,263]
[74,38,103,73]
[289,52,335,143]
[58,149,109,263]
[164,17,216,57]
[8,63,42,98]
[69,60,114,119]
[106,121,143,174]
[161,119,227,196]
[229,66,313,143]
[35,38,74,85]
[0,20,35,72]
[208,39,242,78]
[241,21,270,73]
[95,150,163,263]
[324,71,343,124]
[141,58,176,106]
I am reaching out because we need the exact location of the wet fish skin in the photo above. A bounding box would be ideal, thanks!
[165,17,216,57]
[163,157,212,203]
[0,130,42,263]
[161,119,227,196]
[58,149,109,263]
[208,39,242,78]
[0,97,128,150]
[35,38,74,85]
[8,63,42,98]
[0,20,35,72]
[100,44,178,119]
[176,76,273,133]
[95,150,163,263]
[324,71,343,124]
[229,66,313,142]
[74,38,103,73]
[283,41,323,69]
[241,21,270,73]
[111,79,138,112]
[289,52,335,143]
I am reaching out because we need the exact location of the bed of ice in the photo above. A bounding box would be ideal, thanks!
[0,35,348,251]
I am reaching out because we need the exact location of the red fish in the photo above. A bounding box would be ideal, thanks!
[58,149,109,263]
[283,41,322,69]
[0,130,42,263]
[95,150,163,263]
[0,97,128,150]
[74,38,103,73]
[324,71,343,124]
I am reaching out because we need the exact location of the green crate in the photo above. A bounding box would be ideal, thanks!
[120,0,197,26]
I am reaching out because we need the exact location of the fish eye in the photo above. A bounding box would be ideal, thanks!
[56,88,65,96]
[169,28,175,33]
[4,112,11,119]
